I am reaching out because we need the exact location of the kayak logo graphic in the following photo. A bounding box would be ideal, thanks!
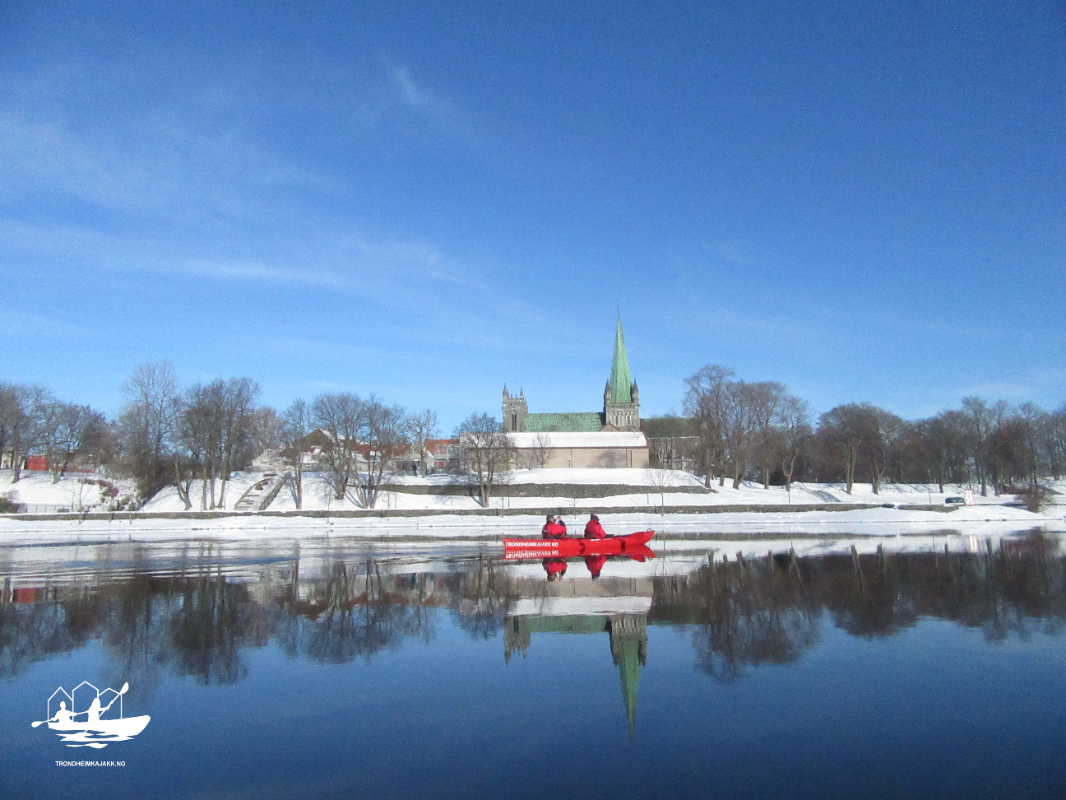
[32,681,150,748]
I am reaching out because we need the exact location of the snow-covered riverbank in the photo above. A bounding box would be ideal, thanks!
[2,468,1063,545]
[0,502,1061,546]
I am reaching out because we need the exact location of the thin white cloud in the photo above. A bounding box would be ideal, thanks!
[178,260,357,291]
[0,99,341,227]
[0,308,85,339]
[390,64,436,111]
[381,59,479,145]
[957,367,1066,406]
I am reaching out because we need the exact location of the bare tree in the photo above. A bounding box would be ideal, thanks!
[748,381,786,489]
[684,365,734,487]
[41,402,107,482]
[0,384,53,483]
[179,378,259,509]
[722,381,766,490]
[961,397,1005,496]
[249,406,285,460]
[814,403,904,495]
[865,407,905,494]
[528,433,553,469]
[1042,404,1066,480]
[455,413,512,507]
[778,395,812,491]
[312,393,366,501]
[180,383,223,509]
[118,362,181,502]
[514,433,553,470]
[645,466,682,513]
[217,378,259,508]
[817,404,873,494]
[1015,402,1044,489]
[281,399,312,509]
[912,410,969,492]
[355,397,408,509]
[0,383,18,471]
[405,409,439,478]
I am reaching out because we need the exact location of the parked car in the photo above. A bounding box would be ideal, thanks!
[945,496,966,505]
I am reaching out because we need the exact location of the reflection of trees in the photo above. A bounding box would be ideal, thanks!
[284,559,436,665]
[169,572,268,684]
[1,554,442,682]
[653,553,821,681]
[103,576,175,700]
[817,548,920,638]
[651,531,1066,681]
[453,553,516,640]
[5,535,1066,688]
[914,531,1066,642]
[0,588,93,678]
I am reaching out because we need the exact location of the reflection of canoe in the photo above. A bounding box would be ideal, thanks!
[49,715,151,737]
[503,531,655,559]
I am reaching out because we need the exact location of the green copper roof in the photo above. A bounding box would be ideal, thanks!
[609,316,633,403]
[523,412,605,432]
[518,616,609,635]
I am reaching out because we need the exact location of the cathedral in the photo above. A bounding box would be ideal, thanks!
[503,316,641,433]
[501,317,649,469]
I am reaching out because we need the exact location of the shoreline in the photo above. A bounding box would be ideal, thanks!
[1,500,963,523]
[1,503,1062,547]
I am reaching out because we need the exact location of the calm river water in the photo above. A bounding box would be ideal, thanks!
[2,531,1066,799]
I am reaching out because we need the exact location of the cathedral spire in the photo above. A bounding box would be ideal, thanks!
[609,315,633,403]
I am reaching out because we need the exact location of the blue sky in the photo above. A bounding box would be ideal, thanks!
[2,0,1064,432]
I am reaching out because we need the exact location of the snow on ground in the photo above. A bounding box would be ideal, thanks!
[140,472,263,512]
[0,503,1060,547]
[389,467,707,487]
[2,468,1064,546]
[0,469,135,512]
[137,468,1052,513]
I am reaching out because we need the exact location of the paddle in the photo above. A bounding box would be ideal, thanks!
[31,683,129,728]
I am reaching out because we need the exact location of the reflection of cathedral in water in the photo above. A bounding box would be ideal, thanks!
[505,615,647,736]
[503,575,650,736]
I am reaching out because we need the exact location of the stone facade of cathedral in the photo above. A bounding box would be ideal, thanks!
[500,317,649,469]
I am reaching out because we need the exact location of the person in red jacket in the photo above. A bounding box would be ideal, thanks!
[543,558,567,580]
[542,514,567,539]
[584,514,607,539]
[584,553,607,579]
[541,514,554,537]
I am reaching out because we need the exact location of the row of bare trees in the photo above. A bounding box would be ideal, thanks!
[679,364,1066,495]
[3,364,453,510]
[682,366,810,490]
[817,397,1066,496]
[7,359,1062,506]
[0,382,108,484]
[116,363,266,508]
[114,363,443,510]
[304,393,410,508]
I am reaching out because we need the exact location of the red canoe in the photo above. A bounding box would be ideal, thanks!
[502,530,655,559]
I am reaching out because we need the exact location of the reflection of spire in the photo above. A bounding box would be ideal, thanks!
[609,615,647,738]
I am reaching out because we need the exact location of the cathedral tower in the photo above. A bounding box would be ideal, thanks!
[604,316,640,431]
[502,385,527,433]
